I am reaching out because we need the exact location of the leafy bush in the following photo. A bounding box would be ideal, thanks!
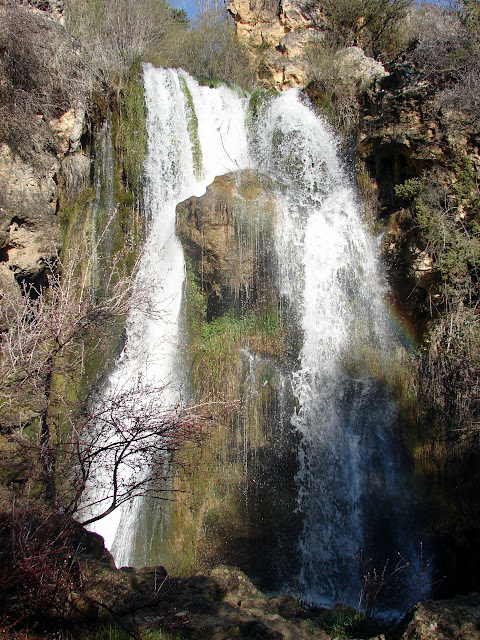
[395,164,480,310]
[304,47,362,131]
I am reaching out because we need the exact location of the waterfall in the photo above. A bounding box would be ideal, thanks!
[250,90,424,606]
[84,69,427,605]
[81,66,250,566]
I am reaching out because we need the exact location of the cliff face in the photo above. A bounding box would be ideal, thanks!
[0,0,86,303]
[227,0,388,91]
[228,0,326,88]
[170,169,300,588]
[177,170,281,315]
[357,54,480,328]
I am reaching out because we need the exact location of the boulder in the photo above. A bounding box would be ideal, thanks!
[402,593,480,640]
[176,169,280,311]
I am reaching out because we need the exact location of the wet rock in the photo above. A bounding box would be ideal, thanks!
[176,169,280,313]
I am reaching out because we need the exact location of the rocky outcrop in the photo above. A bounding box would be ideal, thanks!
[227,0,327,88]
[402,593,480,640]
[228,0,387,90]
[78,557,334,640]
[0,2,86,300]
[0,143,62,293]
[176,169,281,314]
[357,54,480,325]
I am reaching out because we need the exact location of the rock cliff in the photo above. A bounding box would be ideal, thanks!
[227,0,388,91]
[177,169,281,315]
[357,52,480,327]
[0,1,85,304]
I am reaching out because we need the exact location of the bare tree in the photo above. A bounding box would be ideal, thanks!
[0,232,212,524]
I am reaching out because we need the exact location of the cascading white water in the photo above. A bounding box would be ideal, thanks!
[84,70,426,603]
[81,66,250,566]
[250,90,423,605]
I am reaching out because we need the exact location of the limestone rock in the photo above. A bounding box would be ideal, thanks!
[49,105,85,156]
[228,0,388,91]
[334,46,389,90]
[228,0,329,89]
[176,169,280,311]
[402,593,480,640]
[0,143,61,290]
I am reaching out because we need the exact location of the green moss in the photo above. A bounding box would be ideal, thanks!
[248,89,279,122]
[179,76,203,179]
[112,76,147,193]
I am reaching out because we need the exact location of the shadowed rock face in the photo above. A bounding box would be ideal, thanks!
[0,143,62,294]
[176,169,281,318]
[171,169,302,590]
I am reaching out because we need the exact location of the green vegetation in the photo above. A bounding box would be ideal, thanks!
[112,76,147,193]
[306,0,412,58]
[322,607,381,639]
[157,8,257,90]
[66,0,256,92]
[179,76,203,179]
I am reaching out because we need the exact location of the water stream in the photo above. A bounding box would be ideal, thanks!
[85,68,427,605]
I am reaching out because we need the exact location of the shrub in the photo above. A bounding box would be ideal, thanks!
[412,0,480,124]
[0,1,90,162]
[303,0,412,59]
[158,8,257,90]
[65,0,177,87]
[0,501,80,626]
[304,46,362,131]
[395,164,480,310]
[419,305,480,438]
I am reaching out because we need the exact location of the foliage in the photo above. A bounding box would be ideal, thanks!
[304,48,361,132]
[66,0,177,88]
[0,239,207,526]
[395,164,480,310]
[158,8,257,90]
[322,607,380,639]
[419,304,480,438]
[0,501,80,627]
[412,0,480,124]
[304,0,412,59]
